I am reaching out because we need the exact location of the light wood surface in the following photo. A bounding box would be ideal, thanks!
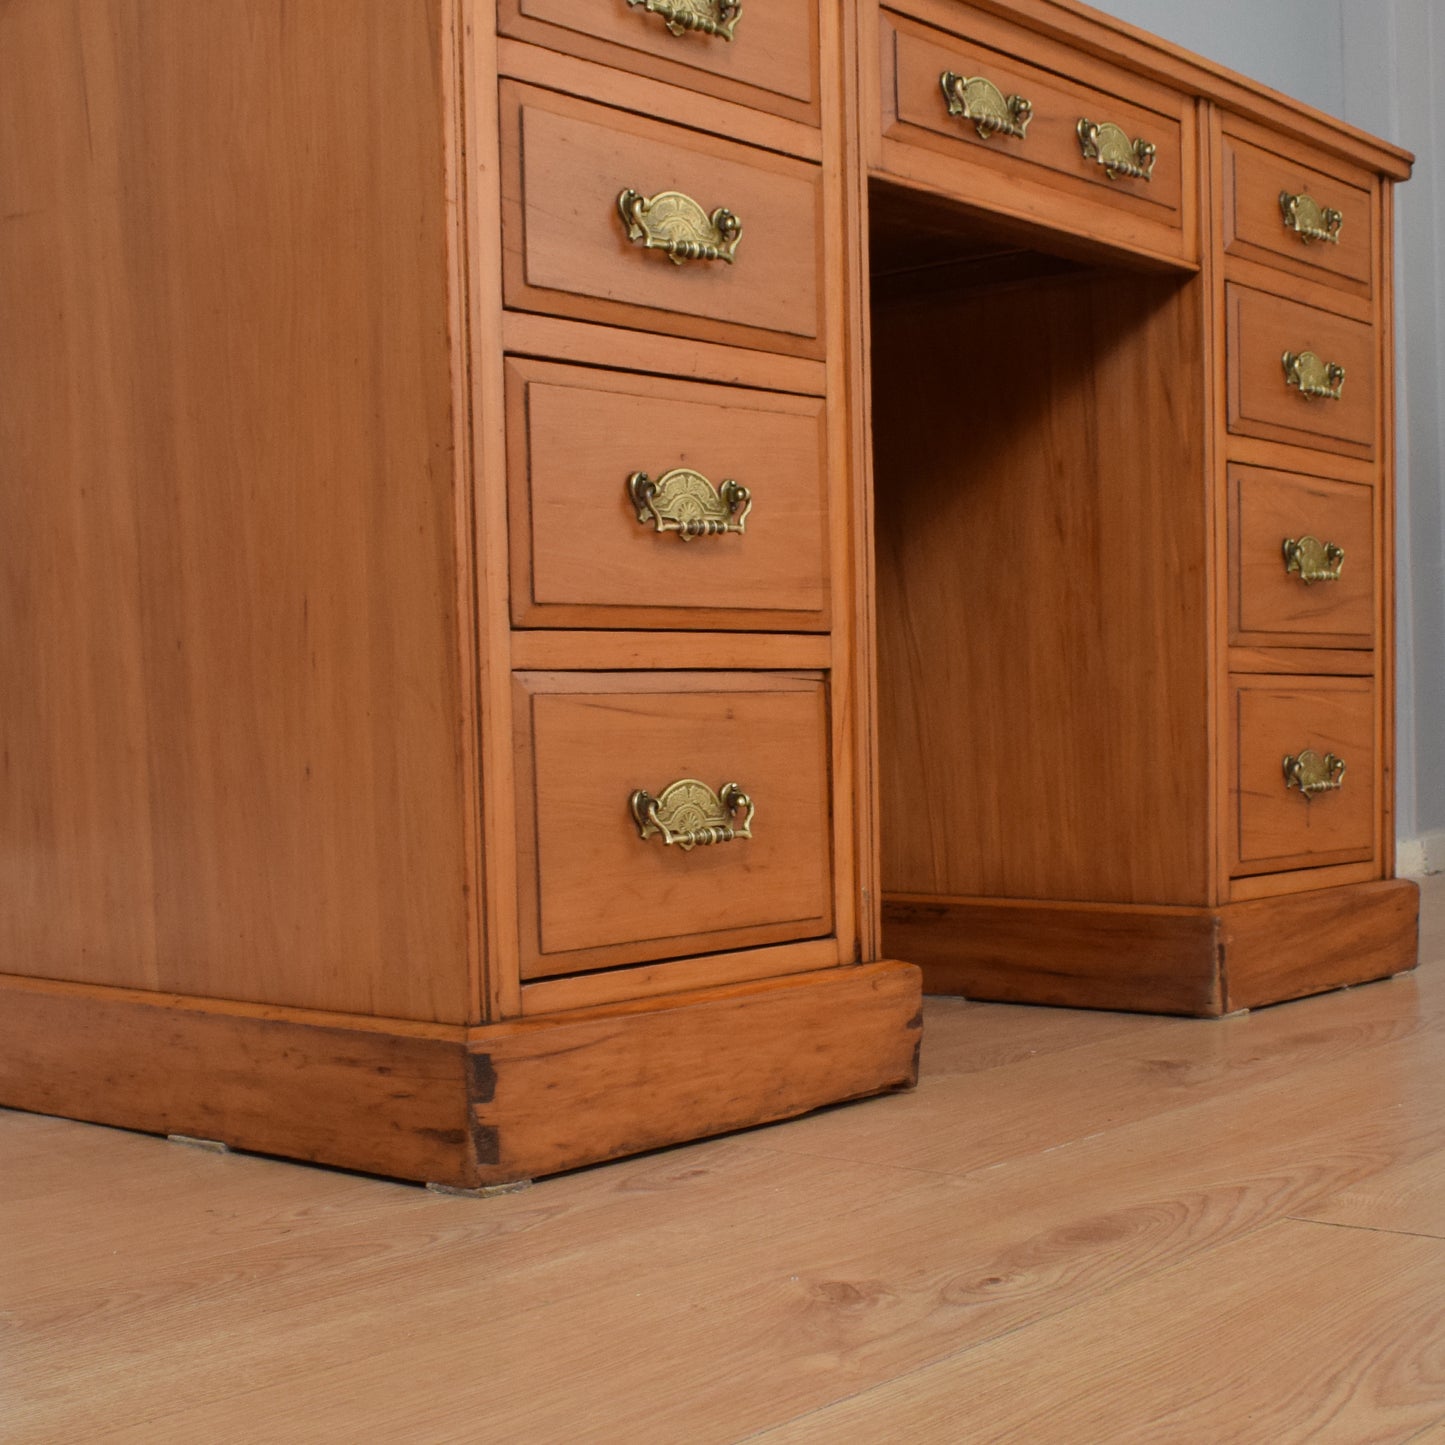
[1220,877,1418,1011]
[0,0,472,1022]
[1,0,1417,1209]
[1222,128,1374,293]
[513,671,834,977]
[500,79,826,355]
[884,877,1417,1015]
[474,961,920,1181]
[1230,463,1375,646]
[1231,675,1376,873]
[5,875,1443,1442]
[498,0,820,122]
[873,266,1211,907]
[505,358,830,630]
[495,33,824,163]
[883,10,1185,220]
[0,959,918,1189]
[1226,281,1378,457]
[871,4,1198,268]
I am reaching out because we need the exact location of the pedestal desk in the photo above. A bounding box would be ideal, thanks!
[0,0,1417,1186]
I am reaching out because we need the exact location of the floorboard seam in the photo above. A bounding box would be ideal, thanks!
[1284,1215,1445,1243]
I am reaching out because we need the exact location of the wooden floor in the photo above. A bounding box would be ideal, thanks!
[6,876,1445,1443]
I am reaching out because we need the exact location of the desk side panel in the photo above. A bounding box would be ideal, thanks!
[0,0,472,1020]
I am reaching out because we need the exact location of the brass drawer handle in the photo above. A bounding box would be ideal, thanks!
[1283,749,1346,798]
[626,0,740,41]
[939,71,1032,141]
[630,780,754,850]
[1282,350,1346,401]
[1076,118,1155,181]
[1280,190,1343,246]
[1282,535,1345,584]
[618,188,742,266]
[629,469,751,540]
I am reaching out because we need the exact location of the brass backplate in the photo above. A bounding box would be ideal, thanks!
[1076,118,1155,181]
[939,71,1032,142]
[1280,190,1343,245]
[1283,749,1346,798]
[1282,535,1345,584]
[625,0,740,41]
[618,189,742,265]
[1282,350,1346,401]
[631,780,754,850]
[628,468,751,540]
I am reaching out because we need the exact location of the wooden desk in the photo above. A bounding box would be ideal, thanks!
[0,0,1416,1186]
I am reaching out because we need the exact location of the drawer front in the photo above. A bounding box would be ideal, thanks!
[1223,131,1373,292]
[500,0,818,120]
[516,672,834,977]
[1230,465,1374,646]
[501,83,824,356]
[878,10,1187,254]
[1226,284,1376,458]
[1232,677,1375,875]
[506,359,829,630]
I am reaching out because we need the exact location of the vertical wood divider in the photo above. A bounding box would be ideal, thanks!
[461,1,522,1021]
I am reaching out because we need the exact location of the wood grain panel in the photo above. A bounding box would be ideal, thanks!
[514,672,834,978]
[872,9,1196,267]
[1226,283,1377,458]
[3,878,1442,1440]
[1232,675,1376,874]
[505,358,829,629]
[873,267,1210,906]
[885,896,1223,1014]
[499,0,819,122]
[1302,1142,1445,1239]
[474,961,921,1182]
[761,1220,1445,1442]
[501,82,825,356]
[884,11,1183,221]
[1230,464,1374,647]
[1221,877,1417,1011]
[0,0,470,1019]
[0,974,473,1184]
[1223,129,1373,294]
[884,877,1415,1014]
[0,960,922,1188]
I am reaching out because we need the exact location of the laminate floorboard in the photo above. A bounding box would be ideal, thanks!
[3,875,1443,1443]
[755,1219,1445,1443]
[1298,1143,1445,1239]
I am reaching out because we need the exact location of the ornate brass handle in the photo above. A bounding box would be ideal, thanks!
[629,469,751,540]
[1282,535,1344,584]
[1280,190,1343,246]
[630,780,754,850]
[625,0,740,40]
[1076,118,1155,181]
[1283,749,1346,798]
[618,188,741,266]
[939,71,1032,141]
[1282,350,1346,401]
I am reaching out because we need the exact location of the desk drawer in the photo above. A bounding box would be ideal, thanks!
[1223,130,1373,294]
[1231,676,1375,875]
[499,0,819,123]
[877,9,1189,259]
[1226,284,1376,458]
[1230,465,1374,646]
[501,82,824,357]
[506,359,829,630]
[515,672,834,978]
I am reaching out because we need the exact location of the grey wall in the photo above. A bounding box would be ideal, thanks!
[1091,0,1445,861]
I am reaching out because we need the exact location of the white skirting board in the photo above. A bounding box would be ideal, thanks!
[1397,830,1445,878]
